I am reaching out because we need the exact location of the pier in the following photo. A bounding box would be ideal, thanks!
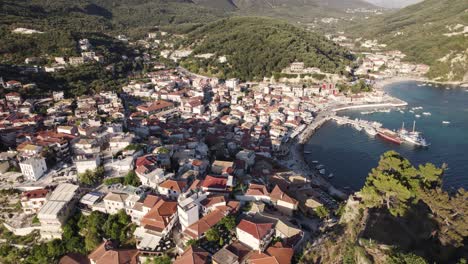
[331,116,383,137]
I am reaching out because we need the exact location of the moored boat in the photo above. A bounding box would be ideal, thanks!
[398,121,429,147]
[377,128,402,144]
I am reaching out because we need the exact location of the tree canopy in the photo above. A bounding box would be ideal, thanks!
[179,17,354,81]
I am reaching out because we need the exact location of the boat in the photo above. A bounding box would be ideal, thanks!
[377,128,402,144]
[328,173,334,178]
[312,160,319,164]
[399,110,405,114]
[409,110,414,113]
[415,114,421,118]
[398,121,430,147]
[304,151,312,154]
[319,169,326,175]
[442,121,451,124]
[422,112,431,116]
[315,164,325,169]
[364,127,377,136]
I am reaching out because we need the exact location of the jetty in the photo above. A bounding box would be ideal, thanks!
[331,116,383,137]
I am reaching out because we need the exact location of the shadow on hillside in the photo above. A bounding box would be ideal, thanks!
[360,203,466,263]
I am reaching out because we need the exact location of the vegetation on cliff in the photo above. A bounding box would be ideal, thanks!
[301,151,467,264]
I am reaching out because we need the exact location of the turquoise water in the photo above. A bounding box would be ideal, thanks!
[304,81,468,191]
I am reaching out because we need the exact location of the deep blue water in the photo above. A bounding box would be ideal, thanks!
[304,81,468,191]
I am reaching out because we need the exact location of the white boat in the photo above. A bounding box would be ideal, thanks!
[364,127,377,136]
[312,160,319,164]
[442,121,451,124]
[415,114,421,118]
[422,112,431,116]
[328,173,334,178]
[399,110,405,114]
[316,164,325,169]
[319,169,326,175]
[409,110,414,113]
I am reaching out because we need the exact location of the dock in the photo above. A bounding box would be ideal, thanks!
[331,116,383,137]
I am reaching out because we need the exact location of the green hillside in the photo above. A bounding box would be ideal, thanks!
[349,0,468,82]
[0,0,226,63]
[179,17,354,81]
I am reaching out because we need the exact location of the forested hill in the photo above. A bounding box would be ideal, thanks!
[0,0,227,63]
[349,0,468,82]
[178,17,354,81]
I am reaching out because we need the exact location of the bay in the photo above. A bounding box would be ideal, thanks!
[304,81,468,191]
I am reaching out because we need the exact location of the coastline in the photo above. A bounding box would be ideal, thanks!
[280,79,412,199]
[373,75,468,90]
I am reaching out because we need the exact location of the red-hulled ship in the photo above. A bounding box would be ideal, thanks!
[377,128,402,144]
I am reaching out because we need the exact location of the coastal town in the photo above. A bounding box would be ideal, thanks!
[0,30,430,264]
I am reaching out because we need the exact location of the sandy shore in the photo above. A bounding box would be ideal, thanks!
[374,76,468,90]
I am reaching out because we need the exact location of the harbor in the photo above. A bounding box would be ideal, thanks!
[304,81,468,191]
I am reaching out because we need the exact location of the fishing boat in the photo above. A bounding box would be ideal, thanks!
[442,121,451,124]
[422,112,431,116]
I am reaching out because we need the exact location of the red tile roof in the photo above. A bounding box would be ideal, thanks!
[142,194,161,208]
[201,175,227,190]
[88,242,138,264]
[249,242,293,264]
[140,199,177,232]
[159,179,187,193]
[184,209,226,239]
[173,246,209,264]
[270,185,298,206]
[236,219,273,240]
[21,189,48,200]
[245,184,269,196]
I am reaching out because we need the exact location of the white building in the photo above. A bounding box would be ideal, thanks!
[177,192,207,231]
[20,189,49,214]
[38,183,79,240]
[75,154,101,174]
[226,79,239,89]
[19,157,47,181]
[236,219,274,251]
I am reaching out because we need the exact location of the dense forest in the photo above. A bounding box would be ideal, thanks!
[347,0,468,82]
[179,17,354,81]
[0,0,226,62]
[301,151,467,264]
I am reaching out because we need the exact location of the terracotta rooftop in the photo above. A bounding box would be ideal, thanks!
[249,242,294,264]
[142,194,161,208]
[173,246,209,264]
[159,179,187,193]
[21,189,48,200]
[201,175,227,189]
[245,184,269,196]
[88,242,138,264]
[270,185,298,206]
[184,209,226,239]
[140,199,177,232]
[236,219,273,240]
